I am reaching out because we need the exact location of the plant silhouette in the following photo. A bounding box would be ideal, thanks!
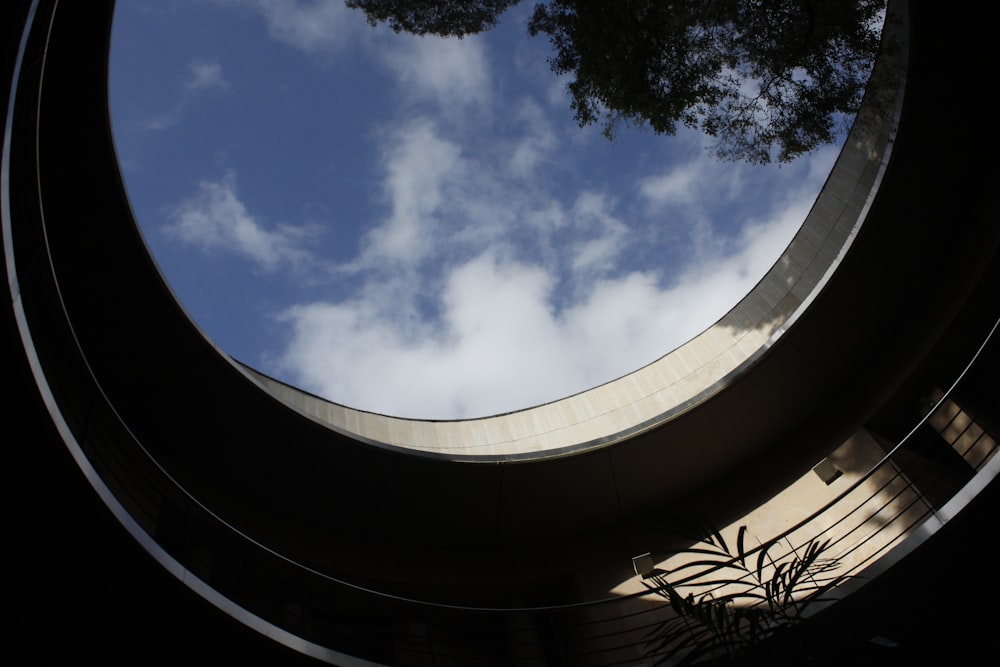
[641,521,847,665]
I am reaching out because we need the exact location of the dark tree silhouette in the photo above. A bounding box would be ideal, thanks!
[346,0,522,36]
[346,0,888,164]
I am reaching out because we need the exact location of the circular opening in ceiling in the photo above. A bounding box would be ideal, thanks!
[108,1,884,422]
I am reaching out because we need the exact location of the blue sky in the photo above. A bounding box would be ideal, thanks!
[108,0,845,419]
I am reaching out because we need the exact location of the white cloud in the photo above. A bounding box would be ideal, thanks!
[276,252,575,418]
[506,98,556,178]
[145,59,228,130]
[380,32,492,111]
[568,192,628,276]
[357,119,463,267]
[639,162,702,206]
[638,149,741,208]
[351,113,556,273]
[185,60,228,93]
[212,0,357,53]
[164,172,322,273]
[273,165,828,419]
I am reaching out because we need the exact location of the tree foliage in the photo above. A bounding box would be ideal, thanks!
[345,0,523,36]
[346,0,888,163]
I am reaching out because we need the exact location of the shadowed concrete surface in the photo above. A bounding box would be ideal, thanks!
[8,371,997,666]
[4,0,998,664]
